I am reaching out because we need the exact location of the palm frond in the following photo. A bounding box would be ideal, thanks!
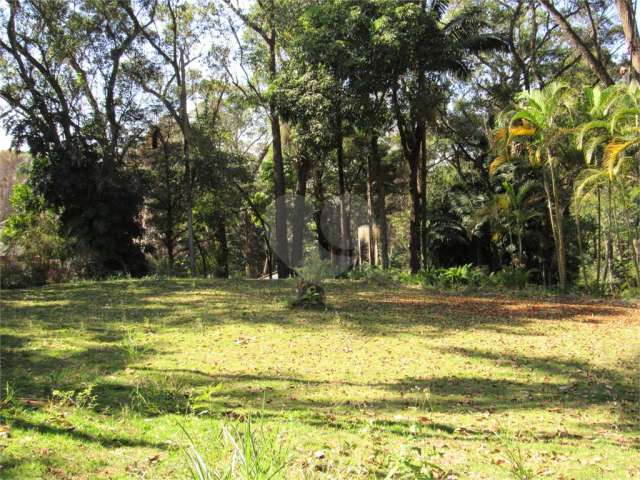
[489,155,509,176]
[430,0,450,21]
[583,135,609,165]
[532,146,544,167]
[516,179,541,204]
[459,32,508,54]
[510,110,540,127]
[603,140,635,178]
[575,120,608,150]
[610,107,640,132]
[573,168,607,208]
[508,124,536,137]
[494,127,507,144]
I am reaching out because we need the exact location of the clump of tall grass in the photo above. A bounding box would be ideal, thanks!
[497,431,538,480]
[180,416,289,480]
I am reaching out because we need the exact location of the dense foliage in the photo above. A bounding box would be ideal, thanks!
[0,0,639,293]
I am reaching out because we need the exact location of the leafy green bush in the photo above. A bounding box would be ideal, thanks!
[51,385,97,410]
[412,265,536,290]
[489,267,533,289]
[0,257,42,289]
[420,264,486,288]
[289,280,326,309]
[396,269,424,285]
[621,286,640,300]
[0,183,67,288]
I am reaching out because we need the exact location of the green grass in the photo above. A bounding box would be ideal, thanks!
[1,278,639,479]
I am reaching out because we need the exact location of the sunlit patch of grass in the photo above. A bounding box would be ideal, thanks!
[0,278,639,478]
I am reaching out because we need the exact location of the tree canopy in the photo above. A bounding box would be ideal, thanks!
[0,0,638,292]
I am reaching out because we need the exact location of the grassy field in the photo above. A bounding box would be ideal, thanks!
[1,278,639,479]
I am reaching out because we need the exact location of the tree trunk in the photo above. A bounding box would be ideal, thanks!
[242,212,260,278]
[576,215,588,285]
[549,161,567,289]
[391,86,422,273]
[419,132,429,269]
[179,49,196,277]
[165,230,175,274]
[538,0,614,86]
[214,213,229,278]
[542,167,562,288]
[370,135,389,269]
[596,186,602,287]
[161,138,175,274]
[268,38,289,279]
[291,158,309,269]
[606,182,615,287]
[633,238,640,284]
[615,0,640,79]
[409,145,422,274]
[193,234,208,277]
[184,150,196,276]
[517,232,524,265]
[335,106,352,269]
[313,168,331,260]
[366,152,376,266]
[620,194,640,284]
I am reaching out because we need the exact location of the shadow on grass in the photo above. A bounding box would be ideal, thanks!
[9,417,172,450]
[3,279,636,341]
[429,348,639,428]
[0,278,297,341]
[335,289,638,335]
[2,279,637,452]
[125,346,638,436]
[1,333,156,405]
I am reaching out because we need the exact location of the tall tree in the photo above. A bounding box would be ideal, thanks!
[373,0,503,273]
[222,0,293,278]
[274,63,335,269]
[614,0,640,79]
[537,0,615,85]
[0,0,148,275]
[493,82,575,288]
[119,0,215,276]
[144,119,186,273]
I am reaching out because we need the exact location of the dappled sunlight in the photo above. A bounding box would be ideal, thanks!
[0,298,72,309]
[352,289,640,326]
[2,279,639,478]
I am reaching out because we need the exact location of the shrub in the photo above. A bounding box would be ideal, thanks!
[396,269,424,285]
[621,286,640,300]
[420,264,486,289]
[50,384,97,410]
[0,183,68,288]
[289,279,326,309]
[489,267,533,289]
[0,256,48,289]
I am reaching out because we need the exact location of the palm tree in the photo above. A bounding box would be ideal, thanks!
[575,84,619,288]
[576,81,640,286]
[474,180,541,266]
[492,82,574,289]
[502,181,542,265]
[602,81,640,178]
[380,0,504,273]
